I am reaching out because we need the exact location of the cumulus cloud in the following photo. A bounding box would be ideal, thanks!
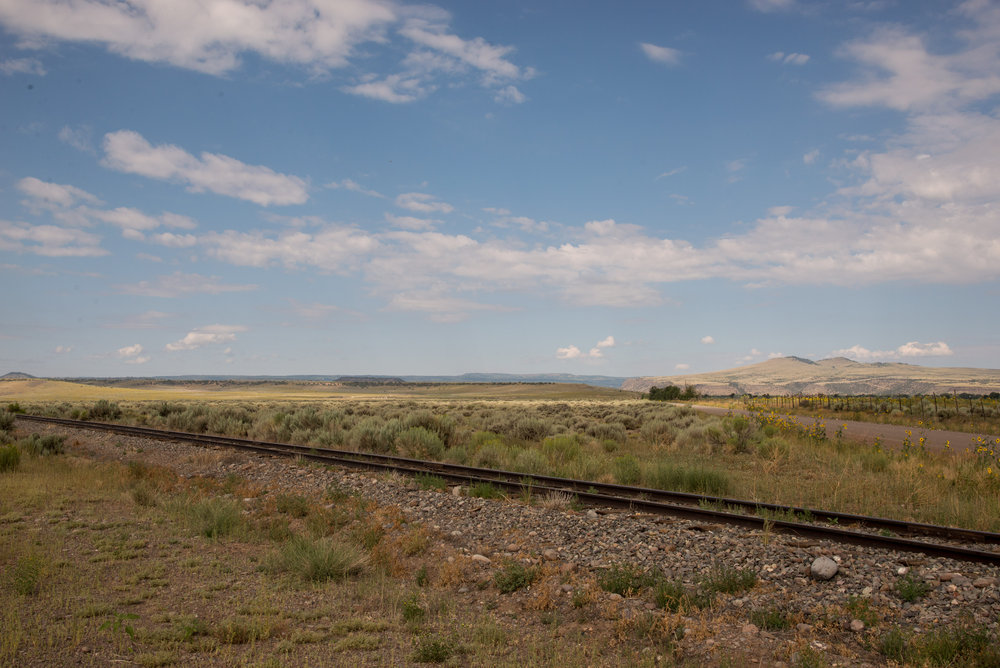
[102,130,308,206]
[557,335,615,360]
[701,335,715,345]
[832,341,954,360]
[0,0,534,103]
[675,363,690,370]
[116,343,149,364]
[802,149,819,164]
[640,42,681,66]
[395,192,454,214]
[54,345,72,354]
[166,325,246,352]
[116,272,258,298]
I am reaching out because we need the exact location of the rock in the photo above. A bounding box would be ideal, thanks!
[974,577,996,588]
[561,584,574,593]
[897,566,909,576]
[543,549,559,561]
[796,623,813,633]
[560,562,578,574]
[811,556,839,580]
[850,619,865,632]
[451,486,462,496]
[741,623,759,636]
[608,593,623,601]
[505,543,518,552]
[586,510,599,519]
[471,554,491,564]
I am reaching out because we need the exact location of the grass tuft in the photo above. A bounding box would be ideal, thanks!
[270,535,368,582]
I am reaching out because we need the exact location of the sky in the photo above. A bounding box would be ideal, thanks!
[1,0,999,378]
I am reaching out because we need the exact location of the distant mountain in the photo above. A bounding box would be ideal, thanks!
[1,372,36,380]
[622,357,1000,396]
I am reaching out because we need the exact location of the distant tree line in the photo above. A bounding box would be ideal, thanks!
[646,385,697,401]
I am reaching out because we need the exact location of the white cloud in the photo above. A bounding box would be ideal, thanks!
[150,232,198,248]
[54,345,73,354]
[116,272,257,298]
[342,74,429,103]
[0,220,107,257]
[395,192,454,214]
[639,42,681,66]
[494,85,526,104]
[802,149,819,164]
[102,130,308,206]
[701,335,715,345]
[0,57,45,75]
[17,176,102,208]
[0,0,396,76]
[749,0,796,11]
[202,225,378,270]
[557,336,615,360]
[897,341,954,357]
[656,166,687,179]
[385,213,440,231]
[675,363,690,370]
[832,341,954,360]
[166,325,246,352]
[767,51,809,65]
[58,125,95,153]
[326,179,384,198]
[767,205,794,216]
[117,344,149,364]
[556,345,582,360]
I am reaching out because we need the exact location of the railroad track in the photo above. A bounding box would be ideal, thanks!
[16,414,1000,566]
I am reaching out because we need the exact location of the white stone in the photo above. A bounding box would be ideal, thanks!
[811,556,839,580]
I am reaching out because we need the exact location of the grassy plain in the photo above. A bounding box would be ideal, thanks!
[8,379,1000,532]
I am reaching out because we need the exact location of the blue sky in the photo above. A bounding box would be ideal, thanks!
[2,0,999,378]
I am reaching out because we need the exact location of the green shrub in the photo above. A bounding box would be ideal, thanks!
[348,417,402,453]
[0,443,20,472]
[587,422,627,443]
[6,402,23,414]
[598,563,659,597]
[701,566,756,595]
[18,433,65,456]
[411,636,455,663]
[612,455,641,485]
[274,493,310,518]
[541,435,580,465]
[186,497,245,539]
[400,593,426,623]
[11,553,44,595]
[396,427,445,459]
[403,411,456,447]
[644,462,730,496]
[469,482,503,499]
[749,607,792,630]
[504,417,551,442]
[895,573,931,602]
[271,535,368,582]
[511,448,547,474]
[640,419,675,445]
[414,473,448,491]
[494,562,539,593]
[0,411,14,432]
[90,399,122,420]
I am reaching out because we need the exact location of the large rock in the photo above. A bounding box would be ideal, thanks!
[811,556,839,580]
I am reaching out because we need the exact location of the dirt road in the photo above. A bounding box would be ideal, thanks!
[684,403,998,453]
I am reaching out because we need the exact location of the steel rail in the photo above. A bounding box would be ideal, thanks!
[16,414,1000,565]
